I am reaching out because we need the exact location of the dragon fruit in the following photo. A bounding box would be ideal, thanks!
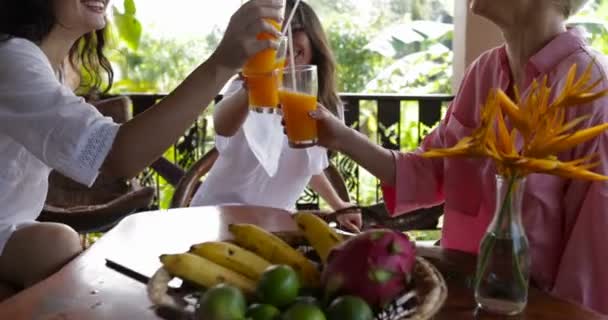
[321,229,416,309]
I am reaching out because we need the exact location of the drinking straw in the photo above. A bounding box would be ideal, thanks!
[280,0,301,91]
[281,0,302,37]
[287,25,297,90]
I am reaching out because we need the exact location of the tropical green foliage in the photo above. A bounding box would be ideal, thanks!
[327,20,389,93]
[568,0,608,53]
[109,35,205,93]
[112,0,142,51]
[108,0,453,95]
[319,0,454,94]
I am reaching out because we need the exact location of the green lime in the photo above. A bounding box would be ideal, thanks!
[282,303,327,320]
[197,284,246,320]
[326,296,373,320]
[256,265,300,308]
[293,296,321,307]
[246,303,280,320]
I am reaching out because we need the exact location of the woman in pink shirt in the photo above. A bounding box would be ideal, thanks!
[308,0,608,314]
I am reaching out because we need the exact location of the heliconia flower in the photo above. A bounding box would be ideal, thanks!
[496,90,529,137]
[422,62,608,181]
[421,137,476,158]
[557,115,590,135]
[552,163,608,181]
[551,63,608,110]
[530,122,608,157]
[495,107,517,157]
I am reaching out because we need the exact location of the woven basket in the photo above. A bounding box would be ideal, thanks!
[147,231,447,320]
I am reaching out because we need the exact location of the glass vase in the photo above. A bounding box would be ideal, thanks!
[474,175,531,315]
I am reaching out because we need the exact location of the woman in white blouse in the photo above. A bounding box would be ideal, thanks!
[190,0,363,231]
[0,0,284,299]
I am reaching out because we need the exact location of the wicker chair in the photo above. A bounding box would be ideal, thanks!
[38,96,155,234]
[151,148,220,209]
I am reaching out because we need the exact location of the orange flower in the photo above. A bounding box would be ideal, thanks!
[422,63,608,181]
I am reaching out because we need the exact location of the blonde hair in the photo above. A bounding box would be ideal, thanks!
[556,0,590,17]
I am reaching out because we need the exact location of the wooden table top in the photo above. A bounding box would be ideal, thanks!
[0,206,604,320]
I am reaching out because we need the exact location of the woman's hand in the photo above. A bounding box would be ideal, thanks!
[282,104,352,151]
[211,0,284,70]
[306,104,353,151]
[336,210,363,233]
[311,104,397,185]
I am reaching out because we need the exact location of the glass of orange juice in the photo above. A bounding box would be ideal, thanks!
[279,65,318,148]
[244,36,287,113]
[242,0,286,75]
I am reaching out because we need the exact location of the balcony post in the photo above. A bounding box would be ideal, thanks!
[453,1,503,92]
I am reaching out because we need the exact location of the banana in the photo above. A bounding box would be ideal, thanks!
[228,224,321,287]
[294,212,343,263]
[159,253,256,294]
[190,241,271,281]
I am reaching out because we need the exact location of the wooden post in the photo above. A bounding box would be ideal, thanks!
[453,1,504,92]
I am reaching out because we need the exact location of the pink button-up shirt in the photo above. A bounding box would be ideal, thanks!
[382,28,608,313]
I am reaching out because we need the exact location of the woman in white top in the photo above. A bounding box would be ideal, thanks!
[0,0,284,300]
[191,0,363,231]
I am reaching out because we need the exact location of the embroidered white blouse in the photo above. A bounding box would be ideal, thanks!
[0,37,119,252]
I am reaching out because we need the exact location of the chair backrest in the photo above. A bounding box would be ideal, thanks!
[170,147,219,208]
[91,96,132,123]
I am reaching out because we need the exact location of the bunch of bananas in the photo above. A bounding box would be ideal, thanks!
[158,212,344,294]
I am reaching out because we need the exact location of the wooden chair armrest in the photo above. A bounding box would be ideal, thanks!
[361,203,444,232]
[91,96,132,123]
[39,185,155,233]
[170,148,219,208]
[150,157,186,187]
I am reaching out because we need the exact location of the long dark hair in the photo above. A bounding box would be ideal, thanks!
[0,0,113,94]
[285,0,341,116]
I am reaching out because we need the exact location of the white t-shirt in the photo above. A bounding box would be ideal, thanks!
[190,81,329,211]
[0,37,119,252]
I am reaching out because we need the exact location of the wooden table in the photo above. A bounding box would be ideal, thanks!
[0,206,604,320]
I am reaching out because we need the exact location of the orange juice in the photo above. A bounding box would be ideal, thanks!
[246,72,279,108]
[243,19,281,74]
[279,90,318,146]
[243,49,276,74]
[259,19,281,40]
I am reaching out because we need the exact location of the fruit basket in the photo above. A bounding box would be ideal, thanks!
[147,217,447,320]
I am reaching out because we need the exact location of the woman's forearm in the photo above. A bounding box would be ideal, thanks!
[337,128,397,186]
[103,55,235,179]
[309,173,349,210]
[213,88,249,137]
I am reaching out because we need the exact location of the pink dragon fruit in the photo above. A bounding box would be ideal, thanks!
[321,229,416,309]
